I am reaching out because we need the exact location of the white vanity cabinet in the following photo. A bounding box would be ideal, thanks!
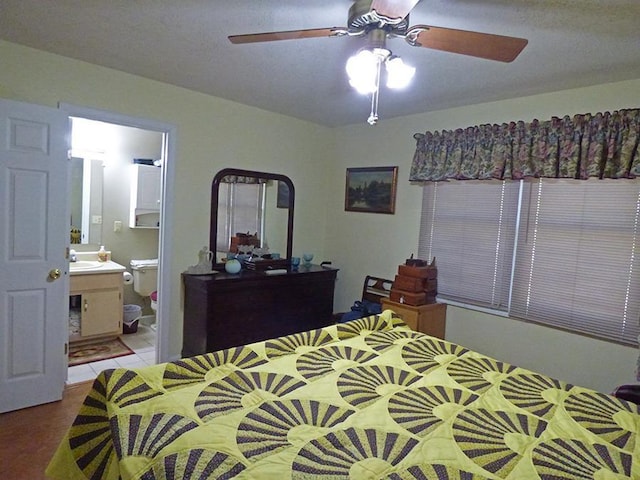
[129,164,161,228]
[69,272,123,342]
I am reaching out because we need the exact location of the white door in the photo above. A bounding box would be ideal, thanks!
[0,99,69,413]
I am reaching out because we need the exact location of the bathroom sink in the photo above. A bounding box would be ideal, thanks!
[70,260,104,271]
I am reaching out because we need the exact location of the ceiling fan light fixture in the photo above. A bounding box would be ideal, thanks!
[385,55,415,89]
[229,0,529,125]
[346,49,380,94]
[345,46,414,124]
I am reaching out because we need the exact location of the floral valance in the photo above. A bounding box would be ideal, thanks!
[409,108,640,182]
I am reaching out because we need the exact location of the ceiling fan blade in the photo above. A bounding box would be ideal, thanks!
[409,25,528,62]
[229,27,341,44]
[371,0,421,22]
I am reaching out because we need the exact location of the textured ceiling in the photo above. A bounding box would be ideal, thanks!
[1,1,639,127]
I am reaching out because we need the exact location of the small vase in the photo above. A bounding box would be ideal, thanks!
[225,258,242,274]
[302,253,313,266]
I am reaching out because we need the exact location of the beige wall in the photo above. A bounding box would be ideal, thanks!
[0,40,334,363]
[329,79,640,393]
[2,39,638,393]
[68,124,163,314]
[92,124,163,311]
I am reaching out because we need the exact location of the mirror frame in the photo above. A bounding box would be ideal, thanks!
[210,168,295,264]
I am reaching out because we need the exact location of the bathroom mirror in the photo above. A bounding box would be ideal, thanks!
[210,168,294,265]
[70,157,103,245]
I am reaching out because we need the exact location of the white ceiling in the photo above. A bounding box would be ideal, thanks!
[1,1,639,127]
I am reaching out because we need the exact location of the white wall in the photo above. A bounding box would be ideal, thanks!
[1,39,638,394]
[445,306,637,393]
[328,79,640,393]
[70,121,162,314]
[97,124,163,310]
[0,40,334,362]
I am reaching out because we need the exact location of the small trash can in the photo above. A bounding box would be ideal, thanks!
[123,304,142,334]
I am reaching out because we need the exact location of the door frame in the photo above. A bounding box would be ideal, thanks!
[59,103,175,363]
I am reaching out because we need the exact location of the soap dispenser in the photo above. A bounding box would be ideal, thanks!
[98,245,108,262]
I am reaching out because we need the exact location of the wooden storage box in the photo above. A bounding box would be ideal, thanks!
[390,288,427,306]
[244,258,289,271]
[229,234,260,253]
[397,264,437,280]
[394,275,423,292]
[394,275,438,293]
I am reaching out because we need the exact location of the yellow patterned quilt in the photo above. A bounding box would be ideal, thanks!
[47,311,640,479]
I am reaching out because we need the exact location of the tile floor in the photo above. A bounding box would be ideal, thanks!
[66,324,157,385]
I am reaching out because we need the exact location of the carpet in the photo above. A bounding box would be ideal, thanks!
[68,337,134,366]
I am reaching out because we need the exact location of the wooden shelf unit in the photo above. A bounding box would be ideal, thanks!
[381,298,446,339]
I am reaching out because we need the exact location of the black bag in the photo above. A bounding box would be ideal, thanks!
[339,300,382,323]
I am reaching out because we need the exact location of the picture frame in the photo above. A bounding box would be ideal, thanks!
[345,166,398,214]
[276,180,289,208]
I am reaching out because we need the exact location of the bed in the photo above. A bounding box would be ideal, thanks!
[47,310,640,479]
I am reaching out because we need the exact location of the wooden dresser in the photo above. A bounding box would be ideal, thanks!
[182,265,338,357]
[381,298,446,339]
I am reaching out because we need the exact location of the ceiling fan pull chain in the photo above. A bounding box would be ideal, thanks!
[368,90,379,125]
[367,59,382,125]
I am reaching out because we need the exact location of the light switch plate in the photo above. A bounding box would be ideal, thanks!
[114,220,122,232]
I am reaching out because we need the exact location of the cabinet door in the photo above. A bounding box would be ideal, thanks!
[81,289,122,337]
[135,165,161,211]
[386,305,419,330]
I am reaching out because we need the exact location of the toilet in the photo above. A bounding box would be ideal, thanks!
[130,259,158,326]
[150,290,158,312]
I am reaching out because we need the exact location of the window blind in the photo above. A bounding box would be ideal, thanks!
[216,184,232,252]
[230,183,263,238]
[418,181,520,310]
[215,183,265,252]
[510,179,640,345]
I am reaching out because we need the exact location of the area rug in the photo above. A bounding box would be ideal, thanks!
[68,338,134,367]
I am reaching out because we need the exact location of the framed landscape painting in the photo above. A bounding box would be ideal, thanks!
[345,166,398,214]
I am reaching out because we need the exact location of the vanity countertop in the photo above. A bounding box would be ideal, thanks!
[69,260,126,276]
[69,250,126,276]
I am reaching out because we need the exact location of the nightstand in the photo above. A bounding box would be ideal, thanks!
[381,298,446,339]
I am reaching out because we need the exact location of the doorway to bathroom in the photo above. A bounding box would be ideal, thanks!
[61,103,175,384]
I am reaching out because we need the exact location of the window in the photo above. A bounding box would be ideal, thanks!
[216,182,265,253]
[419,181,519,311]
[419,179,640,346]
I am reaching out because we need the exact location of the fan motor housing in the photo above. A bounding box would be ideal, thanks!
[348,0,410,35]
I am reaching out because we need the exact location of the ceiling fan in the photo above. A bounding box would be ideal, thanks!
[229,0,528,124]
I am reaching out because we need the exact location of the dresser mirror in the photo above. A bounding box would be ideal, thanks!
[210,168,295,265]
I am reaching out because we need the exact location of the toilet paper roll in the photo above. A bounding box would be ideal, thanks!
[123,271,133,285]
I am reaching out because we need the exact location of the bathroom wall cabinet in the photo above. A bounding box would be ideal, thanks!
[181,265,338,357]
[129,164,161,228]
[69,272,123,342]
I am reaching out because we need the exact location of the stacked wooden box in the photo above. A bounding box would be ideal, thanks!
[229,232,260,253]
[389,258,437,306]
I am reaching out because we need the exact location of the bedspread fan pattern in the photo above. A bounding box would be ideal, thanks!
[47,311,640,479]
